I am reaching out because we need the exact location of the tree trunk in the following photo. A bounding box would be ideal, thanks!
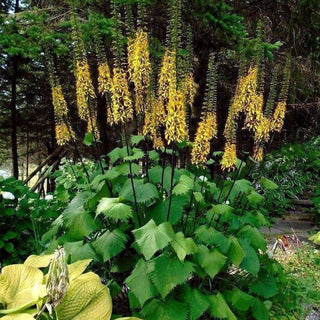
[10,0,20,179]
[11,55,19,179]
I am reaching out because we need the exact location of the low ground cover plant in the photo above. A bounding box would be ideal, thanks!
[250,137,320,217]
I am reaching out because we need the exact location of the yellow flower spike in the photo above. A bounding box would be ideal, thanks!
[191,112,217,166]
[51,85,68,119]
[221,142,237,171]
[270,101,286,132]
[253,144,264,162]
[76,58,95,120]
[110,67,133,124]
[158,49,177,105]
[98,62,112,95]
[254,116,271,143]
[128,29,151,113]
[165,90,188,144]
[181,72,197,107]
[55,122,75,146]
[87,115,100,140]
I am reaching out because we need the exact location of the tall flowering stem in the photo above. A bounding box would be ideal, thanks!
[191,53,217,167]
[128,28,151,114]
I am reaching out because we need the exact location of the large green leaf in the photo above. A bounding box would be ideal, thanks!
[260,177,278,190]
[251,298,269,320]
[227,236,245,267]
[206,204,234,224]
[224,289,254,312]
[124,148,145,161]
[92,229,127,262]
[64,241,98,263]
[196,245,227,279]
[208,292,236,320]
[237,225,267,251]
[56,272,112,320]
[227,179,254,203]
[148,166,179,191]
[149,253,194,299]
[131,135,145,146]
[170,232,198,261]
[96,197,132,222]
[108,147,128,164]
[119,179,159,203]
[133,220,175,260]
[148,195,188,225]
[178,286,209,320]
[172,175,194,195]
[115,163,140,176]
[142,298,188,320]
[249,272,278,298]
[239,240,260,275]
[125,259,157,307]
[194,226,231,254]
[62,192,98,240]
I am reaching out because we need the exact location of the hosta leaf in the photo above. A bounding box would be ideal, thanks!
[1,314,36,319]
[133,220,175,260]
[260,177,278,190]
[227,236,245,267]
[125,259,157,307]
[251,298,268,320]
[249,272,278,298]
[197,245,227,279]
[239,240,260,275]
[119,179,159,203]
[96,197,132,222]
[149,253,194,299]
[92,229,127,262]
[237,225,266,251]
[24,254,53,268]
[0,264,43,310]
[208,292,236,320]
[142,298,188,320]
[170,232,198,261]
[56,272,112,320]
[64,241,98,263]
[173,174,194,195]
[224,288,254,312]
[148,195,188,225]
[68,259,92,281]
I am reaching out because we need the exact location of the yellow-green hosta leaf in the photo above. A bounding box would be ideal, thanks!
[68,259,92,281]
[1,313,36,319]
[55,272,112,320]
[0,264,43,309]
[24,254,54,268]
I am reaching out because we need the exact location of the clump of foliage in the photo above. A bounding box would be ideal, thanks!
[41,137,288,320]
[250,137,320,217]
[0,176,62,266]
